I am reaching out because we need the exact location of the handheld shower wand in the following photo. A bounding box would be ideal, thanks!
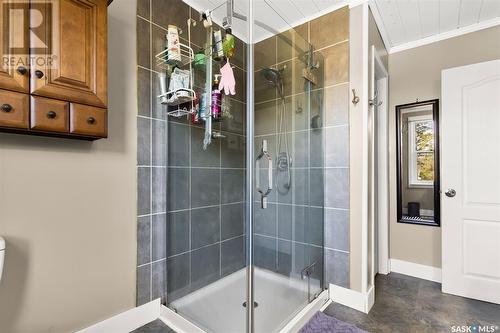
[261,67,291,193]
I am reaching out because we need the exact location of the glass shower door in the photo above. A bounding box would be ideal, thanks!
[161,1,324,331]
[249,1,325,331]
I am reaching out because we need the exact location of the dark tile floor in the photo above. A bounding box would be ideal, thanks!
[131,319,176,333]
[324,273,500,333]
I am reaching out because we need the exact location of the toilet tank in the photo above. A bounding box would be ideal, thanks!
[0,237,4,282]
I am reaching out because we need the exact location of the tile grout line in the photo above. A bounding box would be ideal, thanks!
[167,201,245,214]
[254,233,324,250]
[138,257,167,269]
[167,234,245,260]
[166,166,245,170]
[188,118,193,292]
[138,115,166,122]
[272,38,349,68]
[324,247,350,254]
[186,7,193,296]
[149,14,153,303]
[137,211,167,218]
[168,120,246,138]
[138,64,160,75]
[253,125,348,139]
[254,81,349,106]
[219,127,222,279]
[274,33,279,270]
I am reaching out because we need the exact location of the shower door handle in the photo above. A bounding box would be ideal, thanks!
[256,140,273,208]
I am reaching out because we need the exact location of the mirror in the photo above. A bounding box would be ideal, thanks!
[396,99,440,226]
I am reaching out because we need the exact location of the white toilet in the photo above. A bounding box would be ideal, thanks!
[0,237,5,282]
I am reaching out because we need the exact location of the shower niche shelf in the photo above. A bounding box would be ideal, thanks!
[155,42,195,69]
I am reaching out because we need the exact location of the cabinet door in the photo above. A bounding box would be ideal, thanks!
[30,0,107,108]
[0,0,29,92]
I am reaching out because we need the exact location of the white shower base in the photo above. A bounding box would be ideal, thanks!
[170,268,321,333]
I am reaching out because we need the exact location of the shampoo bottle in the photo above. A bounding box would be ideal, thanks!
[166,25,181,64]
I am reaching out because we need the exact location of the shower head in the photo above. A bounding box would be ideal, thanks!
[261,68,280,83]
[261,68,284,99]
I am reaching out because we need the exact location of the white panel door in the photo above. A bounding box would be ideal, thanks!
[441,59,500,305]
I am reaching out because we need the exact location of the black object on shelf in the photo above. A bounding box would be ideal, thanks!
[408,202,420,217]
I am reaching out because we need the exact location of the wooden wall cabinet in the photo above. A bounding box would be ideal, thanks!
[0,0,108,140]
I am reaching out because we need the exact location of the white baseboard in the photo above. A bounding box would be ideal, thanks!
[366,286,374,312]
[328,284,374,314]
[76,299,160,333]
[390,259,442,283]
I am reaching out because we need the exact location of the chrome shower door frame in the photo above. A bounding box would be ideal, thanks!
[245,0,254,332]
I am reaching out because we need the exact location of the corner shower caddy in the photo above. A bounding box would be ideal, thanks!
[155,15,228,148]
[155,38,196,118]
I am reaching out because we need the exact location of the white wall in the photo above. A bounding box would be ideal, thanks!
[349,3,367,293]
[0,1,138,331]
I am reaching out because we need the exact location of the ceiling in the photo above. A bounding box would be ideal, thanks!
[183,0,500,51]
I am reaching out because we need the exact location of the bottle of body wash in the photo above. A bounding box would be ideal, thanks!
[211,75,222,121]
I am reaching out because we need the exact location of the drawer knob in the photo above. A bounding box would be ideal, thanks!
[35,70,44,79]
[47,111,57,119]
[17,66,27,75]
[87,117,96,125]
[1,104,12,113]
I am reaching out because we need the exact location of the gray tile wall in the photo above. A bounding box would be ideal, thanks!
[136,0,247,306]
[253,31,325,286]
[311,8,351,289]
[136,0,168,306]
[253,7,351,289]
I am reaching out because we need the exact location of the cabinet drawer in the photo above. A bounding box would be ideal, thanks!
[30,96,69,133]
[0,90,29,129]
[70,103,107,137]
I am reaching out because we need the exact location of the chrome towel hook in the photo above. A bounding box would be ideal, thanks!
[352,89,360,105]
[369,90,383,107]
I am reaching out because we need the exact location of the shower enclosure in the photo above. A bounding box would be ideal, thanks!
[164,1,325,332]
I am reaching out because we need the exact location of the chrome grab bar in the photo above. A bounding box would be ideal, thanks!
[256,139,273,208]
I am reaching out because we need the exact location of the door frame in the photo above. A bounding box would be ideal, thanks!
[370,47,390,276]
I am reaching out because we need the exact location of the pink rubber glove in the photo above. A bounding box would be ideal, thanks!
[219,60,236,95]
